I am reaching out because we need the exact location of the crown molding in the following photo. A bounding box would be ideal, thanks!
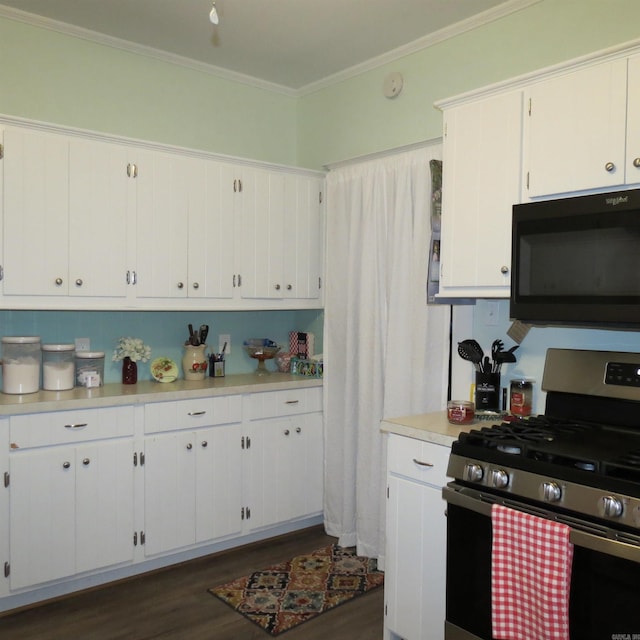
[0,0,541,98]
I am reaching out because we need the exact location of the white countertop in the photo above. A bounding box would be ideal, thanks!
[0,373,322,415]
[380,410,475,446]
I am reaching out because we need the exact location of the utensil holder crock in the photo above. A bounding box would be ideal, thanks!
[183,344,208,380]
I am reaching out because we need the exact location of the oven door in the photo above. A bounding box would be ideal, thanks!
[443,483,640,640]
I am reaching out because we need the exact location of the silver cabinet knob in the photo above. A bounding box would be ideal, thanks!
[284,429,290,436]
[601,495,623,518]
[296,427,301,433]
[634,157,640,168]
[500,265,509,275]
[55,277,63,286]
[287,284,292,290]
[63,461,71,469]
[186,443,193,450]
[275,284,281,290]
[192,282,199,289]
[177,282,184,289]
[201,440,208,448]
[540,481,562,502]
[605,162,616,172]
[75,278,83,287]
[82,458,90,466]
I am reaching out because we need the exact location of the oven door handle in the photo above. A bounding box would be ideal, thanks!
[443,484,640,564]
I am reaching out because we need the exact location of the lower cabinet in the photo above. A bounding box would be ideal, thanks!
[7,407,135,591]
[0,384,324,610]
[245,387,324,531]
[144,424,243,556]
[384,433,450,640]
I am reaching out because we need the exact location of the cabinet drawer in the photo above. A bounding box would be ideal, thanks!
[144,394,242,433]
[9,406,135,449]
[247,387,322,420]
[387,434,451,488]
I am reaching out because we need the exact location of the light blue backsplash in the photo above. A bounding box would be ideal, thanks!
[0,309,323,384]
[470,300,640,415]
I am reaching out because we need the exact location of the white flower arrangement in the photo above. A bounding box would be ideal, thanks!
[112,337,152,363]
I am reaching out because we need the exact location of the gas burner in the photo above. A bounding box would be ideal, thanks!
[481,422,556,444]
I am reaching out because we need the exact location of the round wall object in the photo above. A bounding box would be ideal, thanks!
[383,72,404,98]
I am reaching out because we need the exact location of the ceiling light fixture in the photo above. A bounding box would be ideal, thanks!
[209,2,219,25]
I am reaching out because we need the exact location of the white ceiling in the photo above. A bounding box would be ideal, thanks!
[0,0,536,93]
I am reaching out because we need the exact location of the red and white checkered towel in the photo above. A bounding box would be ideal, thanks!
[491,504,573,640]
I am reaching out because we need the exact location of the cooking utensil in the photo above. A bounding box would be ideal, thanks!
[187,324,200,346]
[457,340,483,370]
[199,324,209,345]
[491,339,504,372]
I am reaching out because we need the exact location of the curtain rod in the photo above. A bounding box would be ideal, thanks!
[324,137,441,171]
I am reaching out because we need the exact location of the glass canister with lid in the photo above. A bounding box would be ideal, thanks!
[1,336,42,394]
[42,343,76,391]
[75,351,105,388]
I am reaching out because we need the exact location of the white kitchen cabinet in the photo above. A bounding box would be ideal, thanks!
[135,153,236,301]
[244,387,323,530]
[7,406,135,590]
[384,433,450,640]
[2,126,70,297]
[523,57,631,198]
[282,173,324,301]
[438,90,523,297]
[143,395,243,556]
[2,129,133,300]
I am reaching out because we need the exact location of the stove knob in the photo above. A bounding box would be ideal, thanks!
[491,469,509,489]
[540,481,562,502]
[601,495,623,518]
[462,463,484,483]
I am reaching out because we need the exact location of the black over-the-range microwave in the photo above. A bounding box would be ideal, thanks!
[511,187,640,326]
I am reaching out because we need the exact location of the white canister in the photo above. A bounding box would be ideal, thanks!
[42,344,76,391]
[1,336,42,394]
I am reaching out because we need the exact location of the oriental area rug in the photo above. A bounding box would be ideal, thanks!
[208,543,384,636]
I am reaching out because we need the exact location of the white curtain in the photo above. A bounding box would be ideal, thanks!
[323,144,451,560]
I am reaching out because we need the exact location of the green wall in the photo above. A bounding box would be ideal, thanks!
[297,0,640,169]
[0,15,297,165]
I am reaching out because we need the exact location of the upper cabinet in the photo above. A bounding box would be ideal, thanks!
[438,90,523,298]
[524,58,629,198]
[3,128,132,300]
[437,43,640,298]
[0,120,325,310]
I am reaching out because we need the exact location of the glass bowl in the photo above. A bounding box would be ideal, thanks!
[243,339,281,375]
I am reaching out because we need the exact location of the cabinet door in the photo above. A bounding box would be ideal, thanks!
[186,159,236,300]
[440,91,522,296]
[3,127,70,296]
[237,167,286,299]
[248,412,323,529]
[75,439,134,573]
[144,431,196,555]
[194,424,243,543]
[282,174,323,300]
[626,55,640,185]
[135,150,191,298]
[68,137,131,298]
[385,475,446,640]
[524,58,627,197]
[9,448,76,589]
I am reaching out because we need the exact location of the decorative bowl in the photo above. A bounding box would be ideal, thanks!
[243,339,281,375]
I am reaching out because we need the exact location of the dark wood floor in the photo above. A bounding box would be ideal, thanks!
[0,526,384,640]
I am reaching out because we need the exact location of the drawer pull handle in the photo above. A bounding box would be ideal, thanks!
[64,423,88,429]
[413,458,434,468]
[188,411,206,416]
[285,400,299,405]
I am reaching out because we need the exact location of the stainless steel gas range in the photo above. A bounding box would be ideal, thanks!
[443,348,640,640]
